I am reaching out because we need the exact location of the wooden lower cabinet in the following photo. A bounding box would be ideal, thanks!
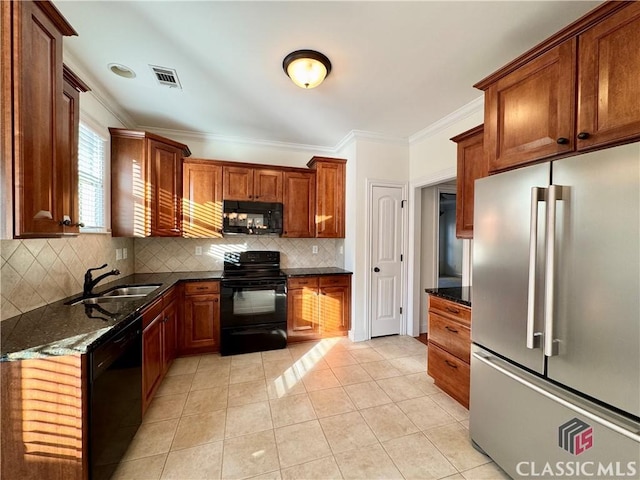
[426,295,471,408]
[141,288,179,413]
[287,275,351,342]
[181,281,220,355]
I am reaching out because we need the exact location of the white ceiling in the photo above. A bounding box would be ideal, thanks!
[55,1,601,150]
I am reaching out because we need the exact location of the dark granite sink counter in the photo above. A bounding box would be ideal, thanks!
[282,267,352,277]
[425,286,472,307]
[1,271,223,361]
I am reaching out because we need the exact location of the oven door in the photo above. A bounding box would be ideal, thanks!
[220,279,287,328]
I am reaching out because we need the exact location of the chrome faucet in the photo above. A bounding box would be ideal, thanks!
[83,264,120,297]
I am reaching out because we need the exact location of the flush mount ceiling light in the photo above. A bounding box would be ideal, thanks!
[108,63,136,79]
[282,50,332,89]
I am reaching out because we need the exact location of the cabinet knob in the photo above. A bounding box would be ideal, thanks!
[75,222,85,228]
[556,137,569,145]
[59,219,72,226]
[577,132,590,140]
[214,298,219,303]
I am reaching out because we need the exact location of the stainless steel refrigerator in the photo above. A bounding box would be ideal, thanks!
[471,142,640,479]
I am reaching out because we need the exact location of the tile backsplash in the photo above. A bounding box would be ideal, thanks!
[135,237,344,273]
[1,235,344,321]
[1,235,134,320]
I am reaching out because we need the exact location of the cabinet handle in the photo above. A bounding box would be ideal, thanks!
[445,306,460,314]
[444,360,458,369]
[196,286,207,290]
[75,222,85,228]
[445,326,459,334]
[59,219,72,226]
[556,137,569,145]
[577,132,590,140]
[214,298,219,303]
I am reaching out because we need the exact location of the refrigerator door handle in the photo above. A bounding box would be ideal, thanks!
[544,185,564,357]
[526,187,545,349]
[472,350,640,442]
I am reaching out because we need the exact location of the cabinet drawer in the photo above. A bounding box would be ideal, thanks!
[428,313,470,363]
[184,281,220,295]
[319,275,350,288]
[427,342,470,408]
[288,277,319,289]
[429,296,471,325]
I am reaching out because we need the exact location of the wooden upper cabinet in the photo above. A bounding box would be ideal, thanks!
[223,165,283,202]
[451,125,486,239]
[477,2,640,172]
[307,157,346,238]
[110,129,190,237]
[1,1,79,238]
[183,160,223,238]
[149,139,182,236]
[577,1,640,150]
[283,171,315,238]
[483,40,576,172]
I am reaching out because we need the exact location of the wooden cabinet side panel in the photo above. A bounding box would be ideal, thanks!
[13,1,65,236]
[577,1,640,149]
[455,128,485,239]
[182,162,223,238]
[142,313,164,412]
[1,355,87,480]
[283,171,315,238]
[60,77,80,234]
[485,40,576,172]
[163,300,178,373]
[110,136,147,237]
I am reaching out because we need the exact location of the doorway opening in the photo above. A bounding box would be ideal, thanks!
[438,191,463,288]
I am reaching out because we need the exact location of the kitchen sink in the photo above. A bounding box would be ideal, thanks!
[65,283,162,306]
[101,284,161,297]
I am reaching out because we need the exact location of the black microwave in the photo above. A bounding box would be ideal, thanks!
[222,201,283,235]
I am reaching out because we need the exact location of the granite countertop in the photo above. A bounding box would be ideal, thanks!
[425,286,472,307]
[1,271,223,361]
[281,267,352,277]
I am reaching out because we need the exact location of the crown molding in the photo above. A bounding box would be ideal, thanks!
[62,51,137,129]
[140,126,336,154]
[409,96,484,144]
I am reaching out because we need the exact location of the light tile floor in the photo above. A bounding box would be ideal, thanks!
[101,335,510,480]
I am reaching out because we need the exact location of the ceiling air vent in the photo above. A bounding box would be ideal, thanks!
[150,65,182,89]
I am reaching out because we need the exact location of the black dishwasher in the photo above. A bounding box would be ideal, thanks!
[89,316,142,478]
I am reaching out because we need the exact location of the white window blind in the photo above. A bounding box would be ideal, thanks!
[78,122,106,230]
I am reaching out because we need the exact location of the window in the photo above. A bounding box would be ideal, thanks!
[78,122,107,231]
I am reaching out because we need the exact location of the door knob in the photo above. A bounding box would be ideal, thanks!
[373,267,380,272]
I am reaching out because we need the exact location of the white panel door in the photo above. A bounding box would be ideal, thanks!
[370,186,403,337]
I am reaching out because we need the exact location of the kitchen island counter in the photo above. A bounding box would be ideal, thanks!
[1,271,223,361]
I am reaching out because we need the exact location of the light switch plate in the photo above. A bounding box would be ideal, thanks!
[123,248,128,259]
[115,248,122,261]
[195,246,203,256]
[312,245,318,254]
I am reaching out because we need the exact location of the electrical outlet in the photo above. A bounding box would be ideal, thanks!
[312,245,318,254]
[195,246,203,256]
[339,245,344,254]
[123,247,128,259]
[115,248,122,261]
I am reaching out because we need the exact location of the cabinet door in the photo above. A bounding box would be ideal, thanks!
[162,300,178,372]
[484,39,576,172]
[253,168,283,202]
[314,161,345,238]
[223,166,253,201]
[142,312,164,412]
[320,285,351,335]
[182,294,219,353]
[452,126,485,239]
[149,139,182,236]
[577,2,640,150]
[287,287,320,341]
[283,171,315,237]
[183,161,223,238]
[13,1,65,237]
